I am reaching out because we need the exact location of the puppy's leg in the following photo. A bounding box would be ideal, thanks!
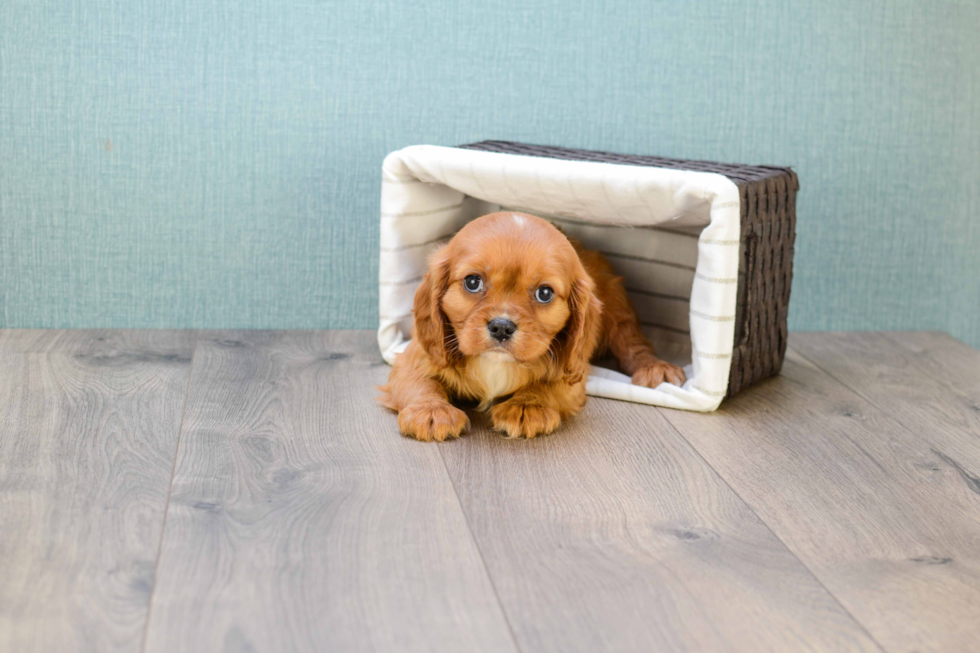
[607,315,686,388]
[491,380,586,439]
[378,345,469,442]
[578,246,685,388]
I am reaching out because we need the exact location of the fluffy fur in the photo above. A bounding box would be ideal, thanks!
[378,212,686,441]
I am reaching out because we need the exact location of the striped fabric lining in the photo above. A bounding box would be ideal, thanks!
[693,385,727,397]
[599,251,698,271]
[380,311,414,321]
[379,276,424,286]
[690,310,736,322]
[640,321,690,336]
[694,351,732,360]
[379,235,452,252]
[381,200,465,219]
[698,238,740,246]
[382,176,433,185]
[695,272,738,284]
[523,211,703,240]
[625,287,690,302]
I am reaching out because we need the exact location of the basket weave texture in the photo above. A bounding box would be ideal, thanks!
[458,140,798,398]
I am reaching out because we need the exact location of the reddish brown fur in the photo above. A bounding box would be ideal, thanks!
[378,212,686,441]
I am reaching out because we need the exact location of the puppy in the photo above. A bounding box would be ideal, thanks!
[378,212,686,441]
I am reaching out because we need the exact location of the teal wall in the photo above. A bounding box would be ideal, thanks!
[2,1,978,346]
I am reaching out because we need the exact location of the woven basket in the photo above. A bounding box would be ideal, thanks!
[377,140,798,407]
[460,141,798,398]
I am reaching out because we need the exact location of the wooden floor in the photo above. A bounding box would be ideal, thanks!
[1,330,979,652]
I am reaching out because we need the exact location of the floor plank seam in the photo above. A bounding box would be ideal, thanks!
[793,344,954,451]
[789,344,884,411]
[791,344,980,497]
[139,330,201,653]
[879,331,978,401]
[651,402,888,652]
[437,444,525,653]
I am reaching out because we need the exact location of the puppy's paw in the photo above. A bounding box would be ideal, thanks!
[632,360,687,388]
[398,402,469,442]
[491,398,561,439]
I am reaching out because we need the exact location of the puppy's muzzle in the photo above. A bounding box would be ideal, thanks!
[487,317,517,342]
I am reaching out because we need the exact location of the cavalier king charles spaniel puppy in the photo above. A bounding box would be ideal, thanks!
[379,211,686,441]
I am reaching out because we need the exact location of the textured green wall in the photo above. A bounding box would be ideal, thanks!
[2,1,978,346]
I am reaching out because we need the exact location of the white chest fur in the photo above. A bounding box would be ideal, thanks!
[470,353,523,408]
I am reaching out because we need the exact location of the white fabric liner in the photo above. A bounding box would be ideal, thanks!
[377,145,741,412]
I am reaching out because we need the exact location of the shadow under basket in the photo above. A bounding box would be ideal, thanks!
[377,140,797,411]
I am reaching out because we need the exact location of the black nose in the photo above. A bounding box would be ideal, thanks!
[487,317,517,342]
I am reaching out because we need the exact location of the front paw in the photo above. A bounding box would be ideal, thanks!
[632,360,687,388]
[398,402,469,442]
[491,398,561,439]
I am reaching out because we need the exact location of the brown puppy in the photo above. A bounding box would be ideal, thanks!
[378,212,686,440]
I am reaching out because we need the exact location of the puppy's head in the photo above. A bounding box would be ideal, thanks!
[413,212,601,383]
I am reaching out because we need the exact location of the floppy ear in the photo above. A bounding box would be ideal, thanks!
[412,247,456,367]
[557,270,603,384]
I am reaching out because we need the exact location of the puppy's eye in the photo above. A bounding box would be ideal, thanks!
[463,275,484,293]
[535,286,554,304]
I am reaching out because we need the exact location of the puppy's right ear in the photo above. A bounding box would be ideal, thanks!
[412,247,455,367]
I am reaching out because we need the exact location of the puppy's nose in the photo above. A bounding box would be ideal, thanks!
[487,317,517,342]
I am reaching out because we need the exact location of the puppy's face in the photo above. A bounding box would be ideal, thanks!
[413,212,599,382]
[441,219,572,363]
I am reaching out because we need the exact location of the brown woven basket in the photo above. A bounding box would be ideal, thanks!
[458,140,798,398]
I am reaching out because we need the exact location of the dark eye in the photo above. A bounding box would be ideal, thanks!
[535,286,554,304]
[463,275,484,293]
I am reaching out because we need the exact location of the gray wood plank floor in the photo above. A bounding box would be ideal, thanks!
[660,339,980,653]
[142,331,515,653]
[1,329,978,652]
[0,331,195,653]
[440,405,878,652]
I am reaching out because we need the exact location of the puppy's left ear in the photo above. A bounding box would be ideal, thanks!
[558,269,602,384]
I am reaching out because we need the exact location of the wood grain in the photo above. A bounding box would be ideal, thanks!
[0,330,195,653]
[658,344,980,652]
[6,329,979,652]
[792,331,980,468]
[440,399,881,651]
[142,331,517,653]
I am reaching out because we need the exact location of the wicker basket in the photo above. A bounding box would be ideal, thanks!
[377,140,797,408]
[459,141,798,398]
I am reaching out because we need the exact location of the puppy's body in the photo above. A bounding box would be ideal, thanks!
[379,212,685,440]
